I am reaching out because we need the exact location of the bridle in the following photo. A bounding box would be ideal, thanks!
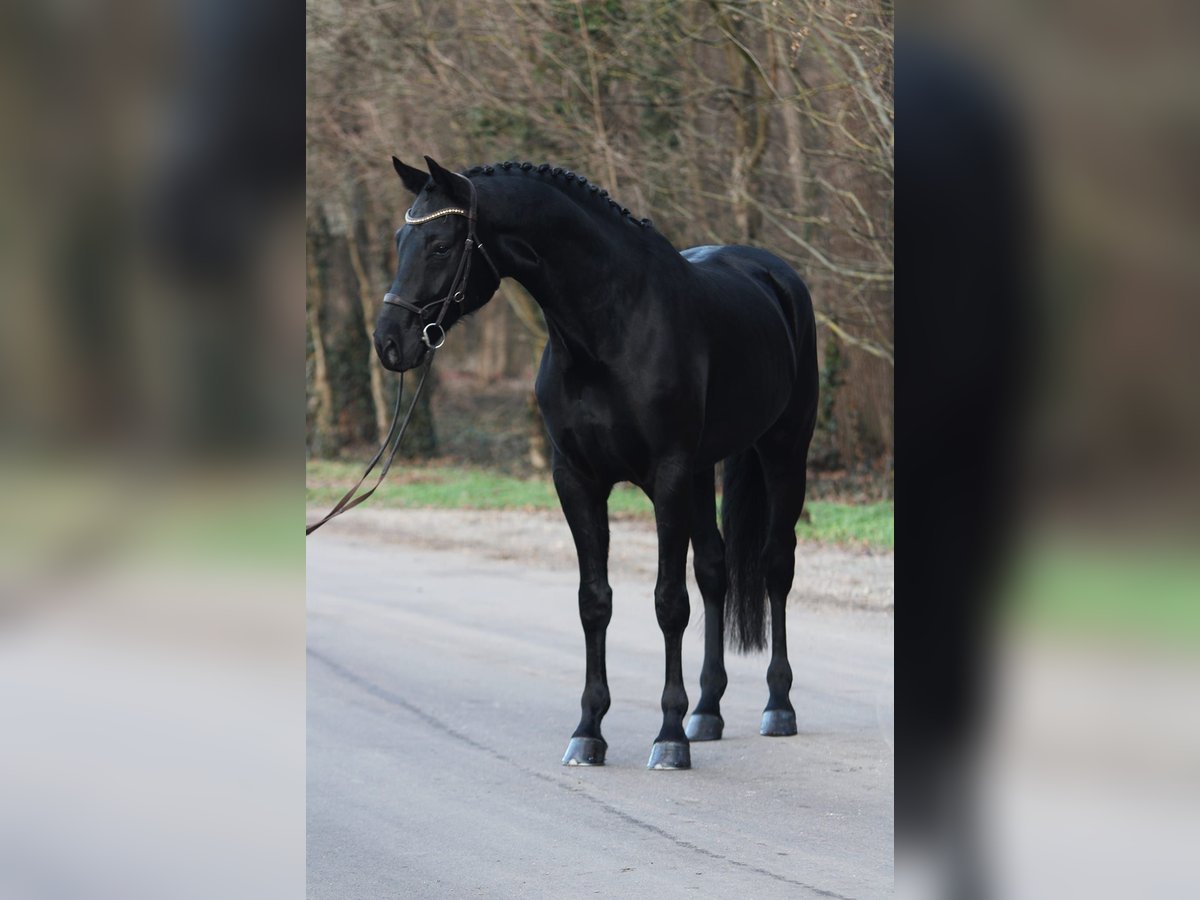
[382,172,501,349]
[306,171,501,536]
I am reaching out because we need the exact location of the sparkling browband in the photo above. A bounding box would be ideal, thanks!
[404,206,469,225]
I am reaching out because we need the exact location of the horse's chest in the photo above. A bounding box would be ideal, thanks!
[537,375,648,481]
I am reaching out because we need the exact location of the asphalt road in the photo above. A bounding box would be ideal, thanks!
[307,526,893,899]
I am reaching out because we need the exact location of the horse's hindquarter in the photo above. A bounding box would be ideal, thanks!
[681,246,807,463]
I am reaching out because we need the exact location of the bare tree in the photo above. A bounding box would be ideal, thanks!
[306,0,893,469]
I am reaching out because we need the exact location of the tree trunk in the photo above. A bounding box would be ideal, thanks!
[719,6,768,242]
[398,367,438,459]
[501,280,549,471]
[346,219,392,442]
[306,232,335,455]
[769,7,809,213]
[478,298,508,379]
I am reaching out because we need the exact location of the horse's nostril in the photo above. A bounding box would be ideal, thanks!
[383,339,399,366]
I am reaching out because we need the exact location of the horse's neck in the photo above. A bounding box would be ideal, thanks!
[523,261,640,367]
[497,190,671,364]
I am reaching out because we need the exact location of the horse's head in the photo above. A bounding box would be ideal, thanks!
[374,156,500,372]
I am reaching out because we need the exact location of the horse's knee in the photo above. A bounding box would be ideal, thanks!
[767,657,793,692]
[654,583,690,633]
[578,580,612,630]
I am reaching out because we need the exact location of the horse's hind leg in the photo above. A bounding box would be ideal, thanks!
[685,467,727,741]
[757,449,811,737]
[553,460,614,766]
[761,520,799,735]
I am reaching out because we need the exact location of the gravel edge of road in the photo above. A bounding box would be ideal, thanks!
[307,507,894,614]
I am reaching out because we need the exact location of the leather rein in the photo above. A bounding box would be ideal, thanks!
[306,172,499,536]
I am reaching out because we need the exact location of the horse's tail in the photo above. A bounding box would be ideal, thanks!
[722,450,769,653]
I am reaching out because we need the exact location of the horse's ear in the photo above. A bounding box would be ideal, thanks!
[424,155,469,202]
[392,156,429,195]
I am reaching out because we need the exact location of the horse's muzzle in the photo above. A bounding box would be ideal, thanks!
[372,326,401,370]
[380,337,401,369]
[373,325,427,372]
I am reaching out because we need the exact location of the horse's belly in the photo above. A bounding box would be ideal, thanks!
[695,392,787,464]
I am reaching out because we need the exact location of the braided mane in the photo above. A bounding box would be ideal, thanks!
[460,161,655,231]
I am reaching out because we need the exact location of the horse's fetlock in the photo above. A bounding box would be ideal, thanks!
[661,684,689,717]
[700,668,728,697]
[583,683,610,713]
[767,660,793,692]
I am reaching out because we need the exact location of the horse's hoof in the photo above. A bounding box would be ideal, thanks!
[760,709,798,736]
[562,736,607,766]
[685,713,724,741]
[647,740,691,770]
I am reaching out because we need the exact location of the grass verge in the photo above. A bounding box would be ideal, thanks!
[307,460,893,551]
[1007,540,1200,647]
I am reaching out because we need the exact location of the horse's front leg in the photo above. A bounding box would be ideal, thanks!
[553,461,614,767]
[648,462,693,769]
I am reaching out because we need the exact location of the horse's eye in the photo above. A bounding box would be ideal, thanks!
[432,243,450,256]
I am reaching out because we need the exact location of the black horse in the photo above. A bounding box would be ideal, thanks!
[374,156,818,770]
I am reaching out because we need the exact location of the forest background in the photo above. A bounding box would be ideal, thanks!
[306,0,893,521]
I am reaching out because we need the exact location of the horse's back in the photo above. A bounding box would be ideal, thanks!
[680,244,813,361]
